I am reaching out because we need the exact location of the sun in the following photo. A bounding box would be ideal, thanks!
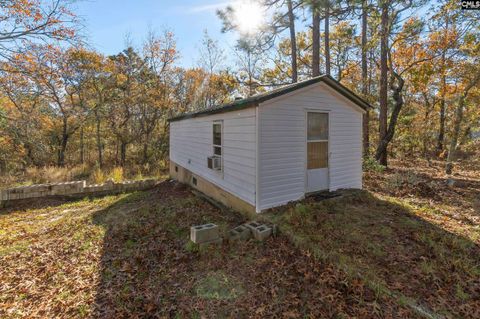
[233,1,264,35]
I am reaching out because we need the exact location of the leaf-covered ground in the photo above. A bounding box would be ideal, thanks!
[266,159,480,318]
[0,182,413,318]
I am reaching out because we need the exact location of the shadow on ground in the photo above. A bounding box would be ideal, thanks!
[0,179,478,318]
[90,182,415,318]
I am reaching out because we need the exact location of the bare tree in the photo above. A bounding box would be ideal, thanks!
[198,30,225,75]
[234,38,266,96]
[0,0,79,61]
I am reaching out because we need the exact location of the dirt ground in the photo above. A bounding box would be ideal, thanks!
[266,158,480,318]
[0,158,478,318]
[0,181,414,318]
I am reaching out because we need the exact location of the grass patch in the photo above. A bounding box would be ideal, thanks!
[195,271,244,300]
[265,189,480,318]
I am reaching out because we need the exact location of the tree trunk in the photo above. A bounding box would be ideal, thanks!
[437,56,447,154]
[115,139,119,166]
[375,71,404,164]
[58,135,68,167]
[95,111,103,168]
[446,96,465,174]
[248,49,254,96]
[57,119,69,167]
[436,16,449,155]
[324,3,330,76]
[143,133,149,164]
[80,126,85,165]
[376,2,389,166]
[312,3,320,77]
[143,143,148,164]
[23,143,37,167]
[287,0,298,83]
[120,141,127,167]
[361,0,369,157]
[460,126,471,146]
[422,94,432,159]
[0,157,6,174]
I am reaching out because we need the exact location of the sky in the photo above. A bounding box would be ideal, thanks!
[75,0,236,68]
[73,1,433,70]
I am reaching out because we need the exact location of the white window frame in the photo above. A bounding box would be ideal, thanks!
[306,111,330,169]
[212,120,223,173]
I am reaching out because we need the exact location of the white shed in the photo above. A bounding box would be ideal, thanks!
[169,75,371,214]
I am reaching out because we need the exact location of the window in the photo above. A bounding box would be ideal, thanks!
[213,122,222,156]
[307,113,329,169]
[209,121,223,172]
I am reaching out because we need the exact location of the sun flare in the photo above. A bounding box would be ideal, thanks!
[233,1,264,35]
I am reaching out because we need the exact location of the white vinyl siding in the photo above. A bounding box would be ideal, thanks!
[170,82,364,213]
[169,108,256,205]
[258,82,363,211]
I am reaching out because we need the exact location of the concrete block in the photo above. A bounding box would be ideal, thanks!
[244,221,273,241]
[31,189,43,196]
[74,181,85,193]
[244,221,262,233]
[190,223,220,244]
[251,225,272,241]
[9,188,22,194]
[227,225,251,242]
[33,185,50,194]
[84,185,95,192]
[9,193,19,200]
[0,178,156,201]
[50,185,62,195]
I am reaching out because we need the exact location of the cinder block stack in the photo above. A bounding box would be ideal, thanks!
[188,221,277,248]
[228,225,251,242]
[244,221,273,241]
[190,224,222,246]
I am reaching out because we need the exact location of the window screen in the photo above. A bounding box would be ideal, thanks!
[308,113,328,141]
[213,121,223,158]
[307,113,328,169]
[213,123,222,146]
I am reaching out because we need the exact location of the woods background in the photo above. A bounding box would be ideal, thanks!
[0,0,478,184]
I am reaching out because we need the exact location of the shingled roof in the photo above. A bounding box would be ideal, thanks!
[168,75,372,122]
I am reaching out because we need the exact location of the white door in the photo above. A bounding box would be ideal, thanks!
[306,112,329,192]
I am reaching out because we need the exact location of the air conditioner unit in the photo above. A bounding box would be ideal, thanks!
[207,156,222,171]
